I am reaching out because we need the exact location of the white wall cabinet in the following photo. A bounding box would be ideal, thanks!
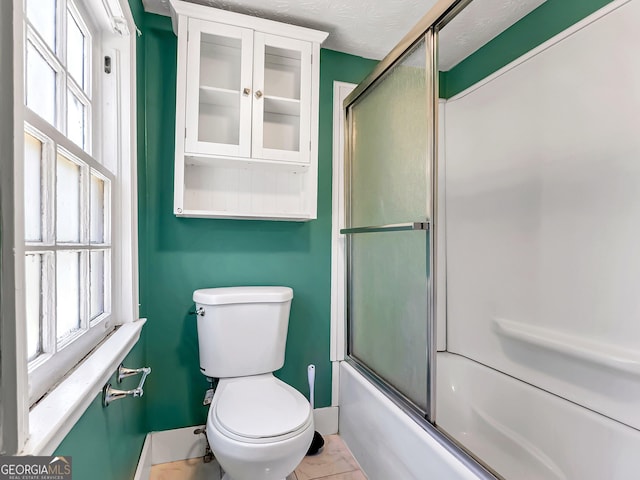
[170,0,328,220]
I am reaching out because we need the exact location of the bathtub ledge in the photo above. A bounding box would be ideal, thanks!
[493,317,640,375]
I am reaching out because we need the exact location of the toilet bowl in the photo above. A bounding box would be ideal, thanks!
[207,374,314,480]
[193,286,314,480]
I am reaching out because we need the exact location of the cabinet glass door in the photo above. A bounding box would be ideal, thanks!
[251,33,311,164]
[184,19,253,157]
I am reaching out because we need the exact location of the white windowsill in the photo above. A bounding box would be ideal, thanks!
[20,318,147,456]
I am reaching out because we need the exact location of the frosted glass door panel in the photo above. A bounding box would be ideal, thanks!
[350,230,429,411]
[349,39,427,227]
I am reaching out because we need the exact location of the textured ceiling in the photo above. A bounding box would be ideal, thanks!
[439,0,546,70]
[143,0,437,60]
[142,0,546,62]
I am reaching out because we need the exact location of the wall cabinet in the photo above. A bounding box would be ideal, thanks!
[170,0,328,220]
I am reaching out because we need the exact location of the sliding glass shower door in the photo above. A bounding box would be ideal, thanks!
[344,37,434,415]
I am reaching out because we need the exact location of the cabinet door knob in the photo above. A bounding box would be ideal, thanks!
[255,90,263,99]
[243,87,251,96]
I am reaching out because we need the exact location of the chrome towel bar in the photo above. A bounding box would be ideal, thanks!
[102,364,152,407]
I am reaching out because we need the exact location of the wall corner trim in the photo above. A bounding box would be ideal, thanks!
[133,434,153,480]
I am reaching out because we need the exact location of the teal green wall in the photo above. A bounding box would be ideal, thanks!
[442,0,613,98]
[135,8,377,431]
[52,340,147,480]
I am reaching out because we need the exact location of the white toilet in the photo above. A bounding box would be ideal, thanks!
[193,286,314,480]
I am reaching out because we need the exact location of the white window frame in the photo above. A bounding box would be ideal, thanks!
[2,0,142,455]
[23,0,116,405]
[23,122,115,403]
[23,0,93,153]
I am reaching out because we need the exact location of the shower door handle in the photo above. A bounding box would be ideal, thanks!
[340,221,429,235]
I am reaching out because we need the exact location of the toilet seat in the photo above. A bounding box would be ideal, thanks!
[211,375,312,445]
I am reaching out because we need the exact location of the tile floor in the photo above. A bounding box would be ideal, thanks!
[149,434,367,480]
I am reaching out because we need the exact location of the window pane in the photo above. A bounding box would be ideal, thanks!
[56,251,80,340]
[56,155,80,242]
[26,0,56,51]
[66,11,85,90]
[24,133,43,242]
[67,91,85,149]
[26,42,56,125]
[90,251,105,319]
[25,254,43,361]
[90,174,105,243]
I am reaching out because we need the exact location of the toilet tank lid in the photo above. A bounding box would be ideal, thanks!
[193,286,293,305]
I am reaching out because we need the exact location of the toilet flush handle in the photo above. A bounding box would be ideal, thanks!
[189,307,205,317]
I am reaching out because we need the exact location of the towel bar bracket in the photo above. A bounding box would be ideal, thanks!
[102,364,152,407]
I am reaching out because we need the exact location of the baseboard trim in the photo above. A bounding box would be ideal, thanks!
[134,425,208,479]
[151,425,207,465]
[134,408,339,478]
[314,406,339,435]
[133,433,152,480]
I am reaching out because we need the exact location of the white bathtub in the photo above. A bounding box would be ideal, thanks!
[338,362,487,480]
[436,352,640,480]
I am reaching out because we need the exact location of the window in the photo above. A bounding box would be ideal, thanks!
[22,0,135,405]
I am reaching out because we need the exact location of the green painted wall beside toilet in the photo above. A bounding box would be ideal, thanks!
[52,340,147,480]
[135,10,378,432]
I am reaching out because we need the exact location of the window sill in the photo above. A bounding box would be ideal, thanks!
[20,318,146,456]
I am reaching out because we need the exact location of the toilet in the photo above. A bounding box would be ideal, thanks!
[193,286,314,480]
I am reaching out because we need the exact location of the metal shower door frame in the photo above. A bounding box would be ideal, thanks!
[340,0,496,477]
[342,27,437,423]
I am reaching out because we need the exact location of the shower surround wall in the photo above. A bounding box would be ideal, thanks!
[438,0,640,477]
[443,0,640,431]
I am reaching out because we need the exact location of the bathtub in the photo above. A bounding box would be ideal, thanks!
[436,352,640,480]
[338,362,489,480]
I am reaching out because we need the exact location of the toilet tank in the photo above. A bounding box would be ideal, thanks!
[193,286,293,378]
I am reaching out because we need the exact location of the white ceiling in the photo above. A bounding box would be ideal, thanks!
[142,0,546,63]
